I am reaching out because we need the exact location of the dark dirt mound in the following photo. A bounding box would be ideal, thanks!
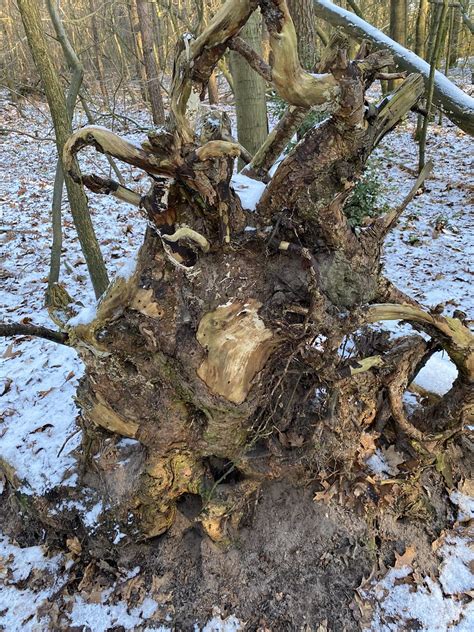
[113,478,445,631]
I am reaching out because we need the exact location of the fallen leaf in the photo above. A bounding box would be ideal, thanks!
[395,545,416,569]
[0,378,12,396]
[66,536,82,556]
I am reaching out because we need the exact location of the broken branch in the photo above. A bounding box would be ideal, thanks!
[0,323,69,345]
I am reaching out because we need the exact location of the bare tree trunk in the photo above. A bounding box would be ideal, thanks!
[17,0,109,299]
[415,0,429,58]
[42,0,470,547]
[129,0,149,103]
[389,0,407,90]
[230,9,268,166]
[136,0,166,125]
[419,0,449,170]
[88,0,109,102]
[5,5,471,593]
[287,0,318,69]
[448,5,463,67]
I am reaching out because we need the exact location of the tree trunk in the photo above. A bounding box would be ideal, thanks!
[287,0,319,69]
[419,0,449,170]
[136,0,166,125]
[389,0,407,90]
[230,9,268,166]
[39,0,470,546]
[129,0,149,103]
[415,0,429,59]
[448,5,463,67]
[88,0,109,101]
[17,0,109,299]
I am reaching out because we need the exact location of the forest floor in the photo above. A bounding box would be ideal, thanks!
[0,70,473,631]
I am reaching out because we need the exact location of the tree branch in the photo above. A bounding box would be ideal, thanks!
[63,125,176,183]
[365,304,473,379]
[0,323,69,345]
[228,36,273,82]
[313,0,474,135]
[372,160,433,239]
[260,0,340,108]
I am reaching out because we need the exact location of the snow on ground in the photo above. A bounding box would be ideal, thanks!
[0,75,472,629]
[360,489,474,632]
[0,533,242,631]
[374,114,473,314]
[230,172,266,211]
[0,91,147,495]
[0,534,65,631]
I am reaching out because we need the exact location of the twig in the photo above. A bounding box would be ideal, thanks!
[0,323,69,345]
[0,127,55,142]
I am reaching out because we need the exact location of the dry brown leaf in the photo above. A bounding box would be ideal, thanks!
[394,545,416,569]
[0,378,12,396]
[382,445,406,474]
[66,536,82,556]
[78,562,96,592]
[314,481,338,503]
[38,388,54,399]
[2,344,21,360]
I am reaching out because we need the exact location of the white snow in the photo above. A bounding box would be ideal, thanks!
[413,352,458,396]
[230,172,266,211]
[116,248,139,279]
[0,338,83,494]
[69,596,159,632]
[366,450,390,479]
[449,491,474,522]
[0,534,65,632]
[439,536,474,596]
[363,488,474,631]
[67,303,97,326]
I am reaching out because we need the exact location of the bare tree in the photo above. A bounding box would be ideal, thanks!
[17,0,109,299]
[230,9,268,164]
[136,0,166,125]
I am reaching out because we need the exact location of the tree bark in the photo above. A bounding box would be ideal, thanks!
[136,0,166,125]
[389,0,407,90]
[129,0,149,103]
[448,5,463,67]
[88,0,108,101]
[8,0,473,552]
[230,9,269,166]
[419,0,449,170]
[17,0,109,299]
[415,0,429,59]
[287,0,319,69]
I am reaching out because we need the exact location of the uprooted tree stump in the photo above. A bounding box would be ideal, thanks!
[3,0,473,545]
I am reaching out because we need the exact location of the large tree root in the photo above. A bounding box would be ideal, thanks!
[3,0,471,545]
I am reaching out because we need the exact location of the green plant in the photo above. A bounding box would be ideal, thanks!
[343,166,389,228]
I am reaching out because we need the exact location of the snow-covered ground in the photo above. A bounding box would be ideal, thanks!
[1,83,473,630]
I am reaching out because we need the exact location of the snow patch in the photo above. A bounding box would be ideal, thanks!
[67,303,97,326]
[413,351,458,396]
[0,339,83,495]
[231,173,266,211]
